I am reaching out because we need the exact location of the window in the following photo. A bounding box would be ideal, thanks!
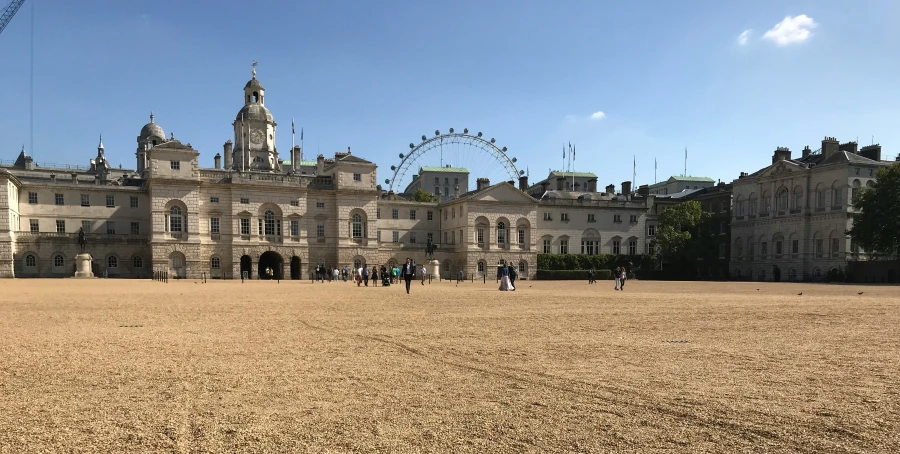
[81,194,90,207]
[290,200,299,207]
[750,198,758,214]
[628,240,637,256]
[290,220,299,236]
[518,261,526,274]
[543,212,552,221]
[240,218,250,235]
[410,232,417,243]
[240,198,249,205]
[351,213,364,238]
[209,218,220,234]
[131,222,140,235]
[376,209,381,219]
[760,242,768,258]
[451,208,456,219]
[434,177,439,185]
[410,210,416,220]
[561,213,569,221]
[831,238,840,257]
[170,161,180,170]
[56,220,65,233]
[815,239,824,258]
[210,196,219,203]
[107,256,118,268]
[106,221,115,234]
[451,231,456,244]
[106,195,115,207]
[52,254,64,267]
[792,239,799,258]
[427,211,433,221]
[477,262,485,273]
[559,239,569,254]
[648,225,656,236]
[28,192,37,204]
[317,224,325,238]
[832,187,842,207]
[444,232,448,244]
[497,222,506,244]
[542,238,551,253]
[775,240,783,259]
[169,206,183,232]
[25,254,36,267]
[316,202,325,209]
[133,256,143,268]
[264,210,277,236]
[82,220,91,232]
[29,219,38,233]
[613,214,622,223]
[130,196,139,208]
[392,231,399,242]
[518,229,525,244]
[581,240,599,255]
[587,214,595,222]
[613,240,620,255]
[353,173,361,181]
[776,190,788,212]
[211,257,221,269]
[630,215,638,223]
[55,193,64,206]
[477,228,485,245]
[816,190,826,208]
[392,209,399,219]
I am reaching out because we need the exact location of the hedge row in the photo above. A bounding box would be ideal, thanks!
[536,269,614,280]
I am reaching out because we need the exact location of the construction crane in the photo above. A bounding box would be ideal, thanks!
[0,0,26,36]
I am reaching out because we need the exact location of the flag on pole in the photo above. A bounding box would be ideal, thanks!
[573,145,575,160]
[301,128,304,141]
[292,118,295,134]
[562,144,565,159]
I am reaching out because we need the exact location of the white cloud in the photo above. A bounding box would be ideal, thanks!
[590,111,606,120]
[737,29,752,46]
[762,15,817,46]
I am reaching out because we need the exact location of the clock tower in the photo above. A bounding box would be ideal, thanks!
[233,63,279,171]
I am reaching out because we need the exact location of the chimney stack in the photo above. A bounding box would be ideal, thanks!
[859,144,882,161]
[316,154,325,175]
[476,178,490,191]
[772,146,791,164]
[637,184,649,197]
[223,141,233,169]
[518,175,529,191]
[214,153,221,169]
[801,145,811,159]
[821,137,840,159]
[605,184,615,194]
[621,181,633,197]
[839,141,858,154]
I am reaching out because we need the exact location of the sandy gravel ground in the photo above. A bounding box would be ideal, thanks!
[0,278,898,453]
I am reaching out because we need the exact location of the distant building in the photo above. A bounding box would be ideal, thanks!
[730,138,894,281]
[526,171,599,198]
[403,166,470,201]
[648,176,715,196]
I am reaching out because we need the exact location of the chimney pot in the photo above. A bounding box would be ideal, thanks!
[214,153,222,169]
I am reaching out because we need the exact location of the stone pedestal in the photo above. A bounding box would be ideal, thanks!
[74,253,94,278]
[427,260,440,280]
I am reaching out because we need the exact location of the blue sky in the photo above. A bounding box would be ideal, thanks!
[1,0,899,191]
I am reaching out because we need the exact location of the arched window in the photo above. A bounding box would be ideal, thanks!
[169,206,183,232]
[54,254,64,267]
[264,210,276,236]
[776,188,789,212]
[210,257,220,269]
[133,256,143,268]
[477,261,485,272]
[792,186,803,210]
[497,222,506,245]
[107,256,118,268]
[351,213,363,238]
[851,179,862,204]
[25,254,36,267]
[353,258,362,269]
[172,255,183,268]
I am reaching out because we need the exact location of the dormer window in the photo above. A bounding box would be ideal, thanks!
[170,161,180,170]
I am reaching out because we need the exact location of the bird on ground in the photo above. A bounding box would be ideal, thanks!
[797,292,803,296]
[858,291,864,295]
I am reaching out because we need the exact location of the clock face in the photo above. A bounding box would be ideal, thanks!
[250,129,264,144]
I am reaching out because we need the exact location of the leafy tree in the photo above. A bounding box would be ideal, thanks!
[848,162,900,258]
[411,188,436,203]
[655,200,708,268]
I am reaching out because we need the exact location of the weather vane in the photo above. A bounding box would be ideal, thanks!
[252,61,257,78]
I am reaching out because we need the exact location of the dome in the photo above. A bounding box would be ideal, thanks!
[244,78,265,90]
[139,113,165,140]
[236,103,273,122]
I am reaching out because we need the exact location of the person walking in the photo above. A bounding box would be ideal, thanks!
[403,258,415,294]
[420,264,427,285]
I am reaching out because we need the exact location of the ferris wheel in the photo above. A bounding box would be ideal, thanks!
[385,128,523,193]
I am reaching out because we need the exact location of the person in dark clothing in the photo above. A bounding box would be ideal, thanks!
[507,263,517,289]
[403,258,415,294]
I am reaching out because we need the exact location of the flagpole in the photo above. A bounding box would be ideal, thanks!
[684,147,687,177]
[241,113,245,172]
[300,128,304,163]
[571,144,575,191]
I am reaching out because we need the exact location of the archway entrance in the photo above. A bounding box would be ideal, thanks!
[240,255,252,279]
[290,256,301,280]
[258,251,283,280]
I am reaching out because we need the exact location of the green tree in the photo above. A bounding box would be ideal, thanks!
[847,162,900,258]
[410,188,435,203]
[655,200,708,269]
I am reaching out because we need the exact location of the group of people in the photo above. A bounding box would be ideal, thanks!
[586,266,630,290]
[498,262,518,291]
[354,258,420,294]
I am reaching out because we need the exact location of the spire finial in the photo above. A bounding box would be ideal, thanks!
[252,61,257,78]
[150,112,154,123]
[98,134,103,149]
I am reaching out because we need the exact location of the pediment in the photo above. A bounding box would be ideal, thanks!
[468,182,537,204]
[757,160,803,179]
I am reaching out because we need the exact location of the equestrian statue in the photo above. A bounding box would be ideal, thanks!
[425,237,438,261]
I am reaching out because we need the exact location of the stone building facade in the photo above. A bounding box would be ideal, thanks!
[730,138,893,281]
[0,70,656,280]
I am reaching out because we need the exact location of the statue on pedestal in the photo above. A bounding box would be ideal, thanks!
[74,227,94,278]
[77,228,88,252]
[425,237,438,261]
